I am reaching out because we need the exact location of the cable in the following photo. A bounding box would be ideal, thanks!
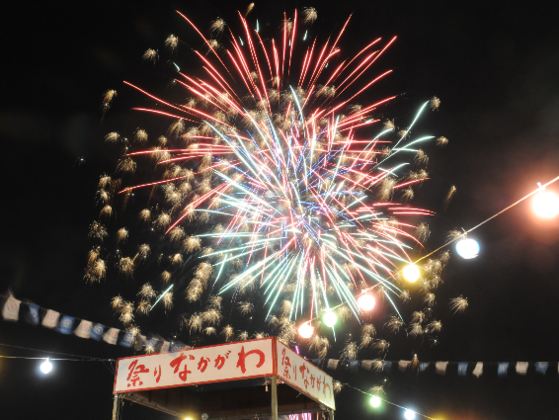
[413,174,559,264]
[343,382,438,420]
[0,342,114,361]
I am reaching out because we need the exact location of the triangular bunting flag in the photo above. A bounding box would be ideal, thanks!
[41,310,60,328]
[327,359,339,370]
[74,320,92,339]
[458,362,468,376]
[498,362,509,377]
[436,361,448,375]
[399,360,410,372]
[56,316,75,335]
[348,360,360,373]
[535,362,548,375]
[103,328,119,345]
[119,331,135,348]
[419,362,430,372]
[135,335,146,351]
[382,361,392,373]
[516,362,528,375]
[24,304,40,325]
[2,296,21,321]
[160,341,170,353]
[472,362,483,378]
[90,323,105,341]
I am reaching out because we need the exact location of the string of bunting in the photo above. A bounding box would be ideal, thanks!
[3,294,557,380]
[320,358,554,378]
[0,293,189,354]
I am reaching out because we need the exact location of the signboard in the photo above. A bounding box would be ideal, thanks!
[114,337,275,393]
[275,340,336,410]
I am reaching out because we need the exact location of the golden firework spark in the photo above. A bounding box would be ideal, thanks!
[436,136,449,147]
[202,308,222,326]
[221,325,234,342]
[385,316,404,333]
[116,228,128,245]
[165,34,179,52]
[209,18,226,35]
[450,296,468,314]
[238,301,254,315]
[444,185,457,209]
[138,283,156,300]
[429,96,441,110]
[142,48,158,62]
[302,7,318,24]
[104,132,120,143]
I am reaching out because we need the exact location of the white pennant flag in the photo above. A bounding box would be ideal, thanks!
[435,361,449,375]
[399,360,411,372]
[472,362,483,378]
[74,320,92,339]
[160,341,170,353]
[361,360,374,371]
[134,335,147,351]
[2,296,21,321]
[41,310,60,328]
[516,362,529,375]
[327,359,340,370]
[103,328,120,345]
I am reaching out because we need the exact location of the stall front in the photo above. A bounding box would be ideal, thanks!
[112,337,336,420]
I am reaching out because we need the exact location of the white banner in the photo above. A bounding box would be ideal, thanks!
[114,337,274,393]
[276,340,336,410]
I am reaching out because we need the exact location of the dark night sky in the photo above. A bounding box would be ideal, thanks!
[2,1,559,419]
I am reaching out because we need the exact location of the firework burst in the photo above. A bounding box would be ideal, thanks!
[88,8,463,357]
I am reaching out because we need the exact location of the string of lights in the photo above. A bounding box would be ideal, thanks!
[343,382,437,420]
[397,174,559,283]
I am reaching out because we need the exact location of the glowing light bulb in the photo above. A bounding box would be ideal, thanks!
[40,359,53,374]
[404,409,416,420]
[403,264,420,282]
[532,189,559,219]
[298,323,314,338]
[455,238,479,259]
[358,293,376,311]
[370,395,381,408]
[323,310,337,327]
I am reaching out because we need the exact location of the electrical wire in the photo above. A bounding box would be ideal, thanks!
[414,174,559,264]
[0,342,114,361]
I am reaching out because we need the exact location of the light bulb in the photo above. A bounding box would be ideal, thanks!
[358,293,376,311]
[298,323,314,338]
[323,310,337,327]
[403,264,420,282]
[404,409,416,420]
[455,238,479,259]
[40,359,53,374]
[370,395,381,408]
[532,190,559,219]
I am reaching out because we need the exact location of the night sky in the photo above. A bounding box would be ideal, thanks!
[2,1,559,419]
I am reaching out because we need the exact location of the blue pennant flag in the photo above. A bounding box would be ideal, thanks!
[25,304,40,325]
[498,362,509,377]
[419,362,430,372]
[90,323,105,341]
[348,360,360,373]
[146,337,159,351]
[382,361,392,373]
[56,316,75,335]
[170,341,189,352]
[535,362,549,375]
[310,359,322,366]
[119,331,135,348]
[458,362,468,376]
